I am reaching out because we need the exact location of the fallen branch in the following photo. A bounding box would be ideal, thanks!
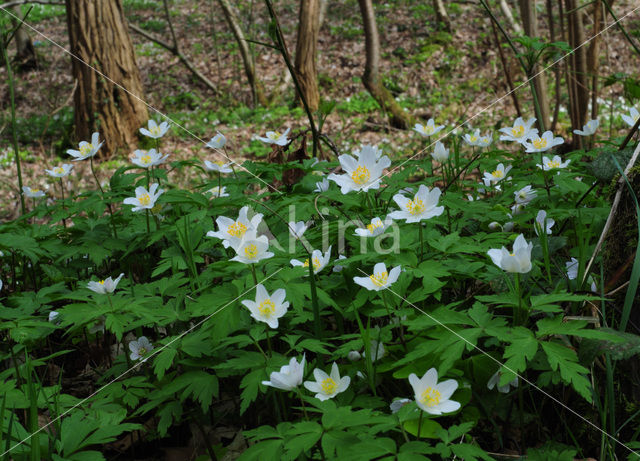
[0,0,62,9]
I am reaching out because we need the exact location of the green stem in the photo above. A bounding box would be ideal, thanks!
[1,25,26,216]
[59,178,67,228]
[296,387,309,420]
[265,324,273,359]
[417,411,423,440]
[250,264,259,286]
[145,209,151,234]
[514,273,522,325]
[91,156,119,239]
[418,224,424,261]
[308,261,322,339]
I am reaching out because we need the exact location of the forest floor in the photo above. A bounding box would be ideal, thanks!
[1,0,640,219]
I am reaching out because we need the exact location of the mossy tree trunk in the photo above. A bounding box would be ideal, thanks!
[65,0,148,156]
[357,0,412,130]
[294,0,320,112]
[10,5,37,71]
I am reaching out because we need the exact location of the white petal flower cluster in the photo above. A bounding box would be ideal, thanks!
[414,119,445,137]
[464,128,492,147]
[257,128,290,146]
[131,148,169,168]
[487,234,533,273]
[241,284,289,329]
[523,131,564,153]
[291,246,332,275]
[304,362,350,401]
[328,145,391,194]
[129,336,154,361]
[482,163,511,188]
[536,155,570,171]
[388,185,444,223]
[67,132,103,161]
[574,119,599,136]
[499,117,538,144]
[354,217,392,237]
[45,164,74,178]
[123,183,164,212]
[140,120,169,139]
[409,368,461,415]
[22,186,46,198]
[353,262,401,291]
[87,273,124,294]
[262,355,305,390]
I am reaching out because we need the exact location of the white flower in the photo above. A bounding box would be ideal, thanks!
[482,163,512,185]
[291,246,331,274]
[123,183,164,212]
[204,159,233,173]
[140,119,169,139]
[487,234,533,273]
[288,221,308,240]
[131,148,169,168]
[523,130,564,153]
[327,146,391,193]
[262,355,305,390]
[536,155,570,171]
[574,119,599,136]
[257,128,290,146]
[356,144,384,160]
[207,131,227,149]
[514,185,536,205]
[503,221,514,232]
[206,206,263,248]
[49,311,60,323]
[230,236,274,264]
[207,186,229,198]
[390,398,412,414]
[408,368,461,415]
[22,186,46,198]
[534,210,554,236]
[464,129,492,147]
[566,257,579,280]
[67,132,103,161]
[304,362,350,401]
[499,117,538,144]
[431,141,449,163]
[387,185,444,223]
[487,370,518,393]
[414,119,445,137]
[354,217,392,237]
[129,336,154,361]
[621,107,639,128]
[314,177,329,193]
[353,262,401,291]
[347,350,362,361]
[87,273,124,294]
[46,164,74,178]
[362,339,385,362]
[488,221,501,231]
[332,254,347,273]
[241,284,289,329]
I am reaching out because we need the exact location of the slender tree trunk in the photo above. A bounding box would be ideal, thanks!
[10,5,36,71]
[65,0,148,156]
[499,0,522,35]
[432,0,451,31]
[217,0,267,106]
[565,0,589,148]
[519,0,550,131]
[294,0,320,111]
[588,0,603,121]
[357,0,411,129]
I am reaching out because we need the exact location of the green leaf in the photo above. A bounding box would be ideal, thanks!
[540,341,592,402]
[403,417,442,439]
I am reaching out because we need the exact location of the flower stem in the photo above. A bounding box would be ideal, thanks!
[265,324,273,359]
[308,261,322,339]
[91,156,119,239]
[145,209,151,234]
[59,178,67,228]
[250,264,259,286]
[514,273,522,325]
[418,224,424,261]
[296,387,309,420]
[417,411,423,440]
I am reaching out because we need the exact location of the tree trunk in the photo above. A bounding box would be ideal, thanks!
[519,0,550,132]
[217,0,267,106]
[357,0,411,130]
[499,0,522,35]
[565,0,589,148]
[294,0,320,111]
[10,5,37,71]
[432,0,451,31]
[65,0,148,156]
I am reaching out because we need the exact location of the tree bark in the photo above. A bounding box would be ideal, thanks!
[357,0,411,130]
[499,0,522,35]
[65,0,148,156]
[518,0,550,131]
[565,0,589,148]
[432,0,451,31]
[10,5,37,71]
[294,0,320,111]
[217,0,266,106]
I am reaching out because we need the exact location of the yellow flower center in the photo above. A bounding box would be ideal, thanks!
[369,271,388,287]
[481,137,490,144]
[547,160,561,169]
[268,131,281,139]
[532,138,547,149]
[351,166,371,185]
[31,189,40,193]
[469,135,478,142]
[150,125,162,136]
[80,143,93,157]
[321,377,337,394]
[511,125,524,137]
[215,160,225,166]
[366,219,383,234]
[228,221,247,238]
[258,298,276,317]
[405,198,425,215]
[138,347,147,356]
[518,191,527,199]
[303,257,322,271]
[138,194,151,206]
[244,244,258,259]
[424,125,434,135]
[420,387,442,407]
[491,169,504,179]
[141,155,152,165]
[54,167,64,175]
[98,280,105,285]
